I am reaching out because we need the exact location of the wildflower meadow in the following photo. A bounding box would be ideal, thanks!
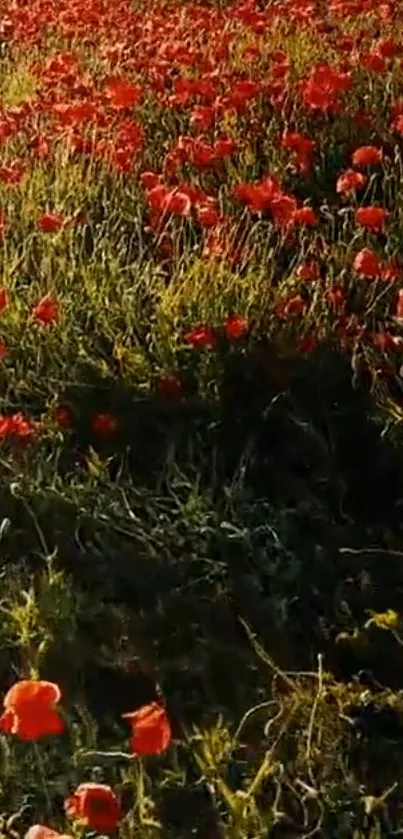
[1,0,403,835]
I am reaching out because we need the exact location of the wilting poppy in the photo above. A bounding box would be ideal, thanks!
[65,783,121,834]
[122,701,171,756]
[0,680,63,740]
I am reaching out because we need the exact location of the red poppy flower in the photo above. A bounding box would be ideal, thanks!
[32,295,60,325]
[297,333,319,354]
[224,313,249,341]
[25,826,72,839]
[291,206,318,227]
[122,702,171,756]
[355,206,388,232]
[281,130,316,173]
[232,175,281,215]
[270,193,297,228]
[147,185,191,218]
[296,260,320,282]
[0,680,63,740]
[352,146,383,166]
[54,407,72,429]
[0,412,37,441]
[0,288,9,312]
[158,374,182,402]
[185,324,215,348]
[190,105,216,131]
[139,171,159,190]
[91,413,117,436]
[376,37,399,59]
[65,784,121,834]
[325,285,345,310]
[0,163,24,186]
[37,212,67,233]
[353,247,382,278]
[29,135,51,160]
[104,77,142,109]
[302,63,351,112]
[373,331,402,352]
[382,259,403,283]
[396,289,403,320]
[278,294,306,317]
[196,204,220,228]
[336,169,366,195]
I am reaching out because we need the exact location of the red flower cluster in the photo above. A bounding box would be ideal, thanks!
[233,175,317,229]
[302,63,351,112]
[0,412,39,441]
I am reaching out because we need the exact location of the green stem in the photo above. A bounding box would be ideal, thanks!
[32,742,52,817]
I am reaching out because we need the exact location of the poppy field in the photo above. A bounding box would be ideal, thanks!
[3,0,403,835]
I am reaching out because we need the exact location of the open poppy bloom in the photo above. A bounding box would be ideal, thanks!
[353,247,382,278]
[185,324,215,348]
[37,212,68,233]
[32,295,60,325]
[291,206,318,227]
[0,412,38,441]
[65,783,121,834]
[224,313,249,341]
[336,169,366,195]
[122,701,171,756]
[296,260,320,282]
[0,680,63,740]
[355,206,388,232]
[104,77,142,109]
[352,146,383,166]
